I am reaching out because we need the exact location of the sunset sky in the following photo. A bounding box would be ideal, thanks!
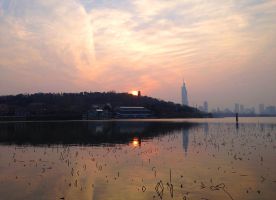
[0,0,275,109]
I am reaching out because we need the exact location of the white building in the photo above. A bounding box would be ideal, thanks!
[181,81,189,106]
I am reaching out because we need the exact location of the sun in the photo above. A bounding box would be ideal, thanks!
[132,137,140,147]
[130,90,139,96]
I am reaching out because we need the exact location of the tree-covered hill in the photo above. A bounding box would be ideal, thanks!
[0,92,204,119]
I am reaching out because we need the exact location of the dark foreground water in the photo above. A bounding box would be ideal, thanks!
[0,118,275,200]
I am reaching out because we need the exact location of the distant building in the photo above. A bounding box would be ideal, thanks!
[240,104,244,114]
[252,107,256,114]
[235,103,239,113]
[264,106,276,115]
[259,104,264,114]
[181,81,189,106]
[198,101,208,113]
[224,108,232,114]
[198,106,204,112]
[211,109,217,113]
[243,107,255,115]
[115,107,152,118]
[204,101,208,112]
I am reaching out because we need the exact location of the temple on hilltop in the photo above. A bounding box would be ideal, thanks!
[181,80,189,106]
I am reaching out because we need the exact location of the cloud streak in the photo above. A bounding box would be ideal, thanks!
[0,0,275,108]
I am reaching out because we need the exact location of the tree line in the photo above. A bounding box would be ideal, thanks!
[0,92,205,119]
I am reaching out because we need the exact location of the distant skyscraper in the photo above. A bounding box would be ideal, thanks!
[204,101,208,112]
[235,103,239,113]
[240,104,244,114]
[251,107,256,114]
[259,104,264,114]
[181,81,189,106]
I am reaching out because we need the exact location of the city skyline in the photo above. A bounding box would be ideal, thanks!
[0,0,276,108]
[208,102,276,115]
[210,104,255,114]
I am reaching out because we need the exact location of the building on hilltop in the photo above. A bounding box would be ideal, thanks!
[181,81,189,106]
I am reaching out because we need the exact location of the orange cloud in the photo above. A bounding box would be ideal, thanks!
[0,0,276,106]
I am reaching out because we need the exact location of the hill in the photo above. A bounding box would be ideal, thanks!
[0,92,205,120]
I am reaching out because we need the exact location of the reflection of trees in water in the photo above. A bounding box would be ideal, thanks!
[0,121,198,146]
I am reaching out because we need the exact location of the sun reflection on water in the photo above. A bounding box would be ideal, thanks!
[132,137,140,147]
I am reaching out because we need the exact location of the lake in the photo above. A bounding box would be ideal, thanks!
[0,117,275,200]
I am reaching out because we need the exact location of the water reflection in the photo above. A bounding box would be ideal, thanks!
[182,128,189,154]
[0,121,196,146]
[131,137,141,147]
[204,123,209,135]
[235,119,239,131]
[0,119,275,200]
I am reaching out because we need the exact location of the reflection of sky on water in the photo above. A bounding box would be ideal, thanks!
[0,118,276,200]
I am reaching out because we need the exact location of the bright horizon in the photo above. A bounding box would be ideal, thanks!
[0,0,276,110]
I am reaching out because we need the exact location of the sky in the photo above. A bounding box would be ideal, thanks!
[0,0,276,110]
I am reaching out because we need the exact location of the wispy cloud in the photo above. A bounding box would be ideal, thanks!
[0,0,275,107]
[0,0,96,92]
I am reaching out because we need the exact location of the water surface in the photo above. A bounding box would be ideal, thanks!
[0,118,275,200]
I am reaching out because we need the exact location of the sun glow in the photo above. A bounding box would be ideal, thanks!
[130,90,139,96]
[132,137,140,147]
